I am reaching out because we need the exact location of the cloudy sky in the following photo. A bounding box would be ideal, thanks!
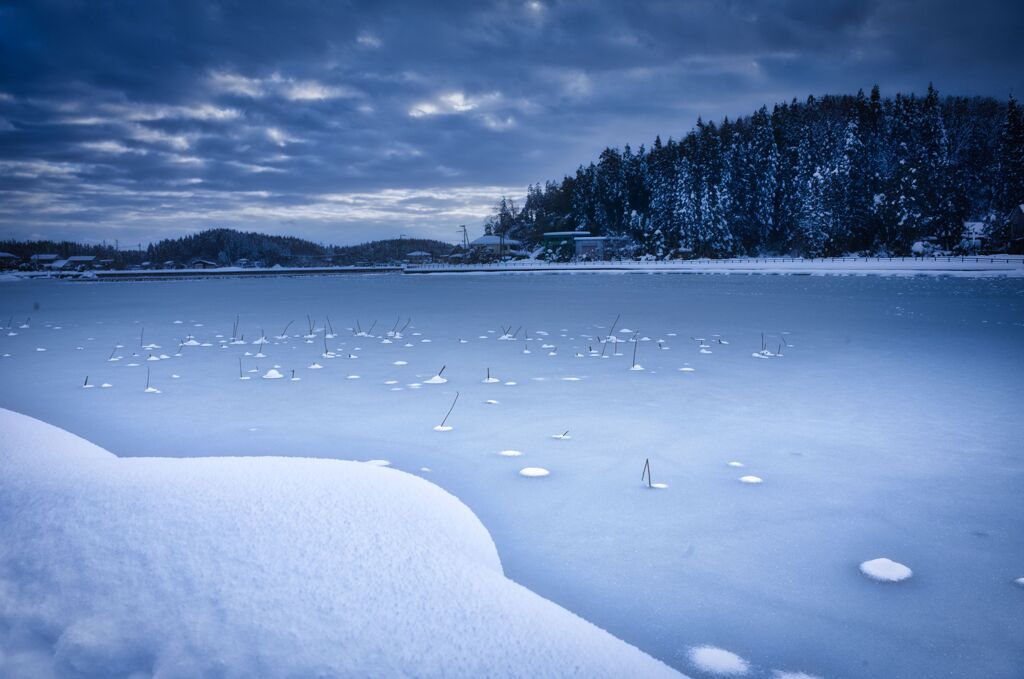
[1,0,1022,246]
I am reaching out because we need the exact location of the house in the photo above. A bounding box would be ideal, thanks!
[468,233,522,257]
[542,231,591,247]
[541,231,629,260]
[50,256,96,271]
[0,252,18,269]
[190,259,219,269]
[573,236,629,260]
[405,250,432,264]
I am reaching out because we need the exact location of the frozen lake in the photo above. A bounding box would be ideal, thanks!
[2,272,1022,678]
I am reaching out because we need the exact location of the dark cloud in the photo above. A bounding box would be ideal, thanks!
[1,0,1022,244]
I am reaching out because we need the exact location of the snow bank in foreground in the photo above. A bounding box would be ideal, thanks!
[0,408,679,678]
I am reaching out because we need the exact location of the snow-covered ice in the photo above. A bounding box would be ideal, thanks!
[0,408,676,677]
[0,273,1022,679]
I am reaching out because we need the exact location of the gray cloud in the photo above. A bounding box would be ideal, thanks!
[1,0,1022,245]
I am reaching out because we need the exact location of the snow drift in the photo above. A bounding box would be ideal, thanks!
[0,408,678,678]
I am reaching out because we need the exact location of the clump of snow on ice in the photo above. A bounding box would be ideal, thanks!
[860,557,913,582]
[424,375,447,384]
[727,461,745,468]
[394,360,408,365]
[519,467,550,478]
[689,645,750,675]
[262,369,284,379]
[499,450,523,457]
[738,475,763,484]
[433,424,452,432]
[308,363,323,369]
[773,671,824,679]
[1015,577,1024,587]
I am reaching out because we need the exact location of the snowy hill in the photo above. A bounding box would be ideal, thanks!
[0,408,680,678]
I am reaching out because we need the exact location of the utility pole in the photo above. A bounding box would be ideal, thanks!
[458,225,469,249]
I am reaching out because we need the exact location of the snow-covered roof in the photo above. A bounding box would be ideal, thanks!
[0,407,676,677]
[30,253,58,261]
[543,231,591,238]
[405,250,431,257]
[469,235,521,246]
[49,259,69,269]
[0,252,17,259]
[66,255,96,262]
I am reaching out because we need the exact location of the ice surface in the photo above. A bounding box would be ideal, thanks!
[0,408,677,678]
[0,273,1022,679]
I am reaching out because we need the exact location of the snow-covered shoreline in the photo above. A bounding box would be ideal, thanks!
[0,407,679,678]
[406,255,1024,277]
[1,255,1021,284]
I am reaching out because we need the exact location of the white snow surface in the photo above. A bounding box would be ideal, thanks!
[688,645,750,675]
[0,407,678,678]
[859,558,913,582]
[1,274,1022,679]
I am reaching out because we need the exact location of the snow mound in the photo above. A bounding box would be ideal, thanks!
[0,409,678,678]
[860,557,913,582]
[520,467,550,477]
[688,645,750,675]
[261,368,284,379]
[738,475,763,484]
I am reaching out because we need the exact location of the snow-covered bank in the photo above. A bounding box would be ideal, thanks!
[406,255,1024,277]
[0,408,679,678]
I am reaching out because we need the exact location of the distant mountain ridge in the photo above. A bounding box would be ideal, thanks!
[0,228,455,268]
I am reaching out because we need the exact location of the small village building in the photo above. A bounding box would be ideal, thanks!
[468,234,522,257]
[56,255,98,270]
[190,259,219,269]
[405,250,432,263]
[541,231,628,260]
[0,252,19,269]
[30,254,59,267]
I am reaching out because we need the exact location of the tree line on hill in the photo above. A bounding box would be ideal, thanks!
[0,229,455,268]
[490,85,1024,258]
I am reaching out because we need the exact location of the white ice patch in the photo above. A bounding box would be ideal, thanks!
[738,476,763,484]
[499,450,523,457]
[860,557,913,582]
[519,467,550,478]
[688,645,750,675]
